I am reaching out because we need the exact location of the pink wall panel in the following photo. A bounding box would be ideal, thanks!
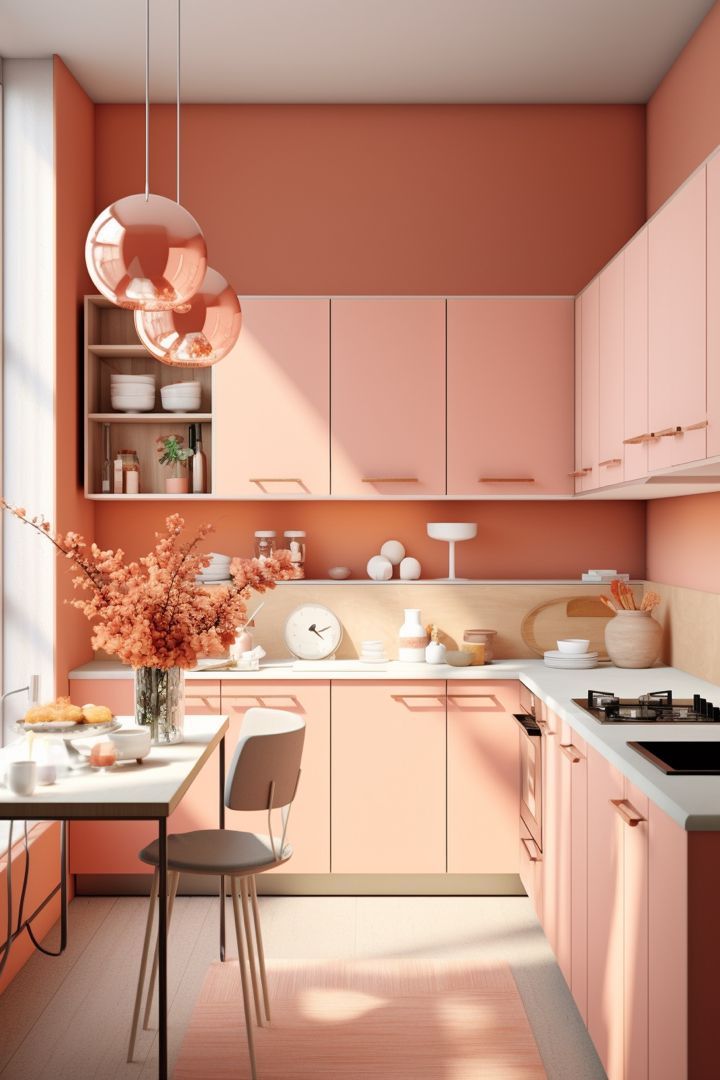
[647,2,720,215]
[646,493,720,593]
[90,499,646,584]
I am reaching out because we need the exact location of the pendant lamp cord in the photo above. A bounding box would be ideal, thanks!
[176,0,181,204]
[145,0,150,201]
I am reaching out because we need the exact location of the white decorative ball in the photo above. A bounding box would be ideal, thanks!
[380,539,406,566]
[367,555,393,581]
[399,556,421,580]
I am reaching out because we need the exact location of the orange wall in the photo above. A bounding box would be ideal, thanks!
[94,103,645,296]
[647,1,720,213]
[92,500,646,584]
[646,494,720,593]
[54,56,96,692]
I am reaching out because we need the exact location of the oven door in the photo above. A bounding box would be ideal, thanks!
[514,713,543,852]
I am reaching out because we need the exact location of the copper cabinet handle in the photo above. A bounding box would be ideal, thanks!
[599,459,622,467]
[478,477,535,483]
[361,477,419,483]
[610,798,646,827]
[681,419,708,433]
[569,468,592,477]
[623,433,655,445]
[559,743,584,763]
[249,477,303,483]
[654,426,683,438]
[521,837,542,862]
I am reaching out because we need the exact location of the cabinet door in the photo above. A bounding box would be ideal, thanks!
[574,296,584,493]
[648,802,688,1080]
[587,746,625,1080]
[214,299,330,496]
[598,257,625,487]
[648,168,707,470]
[446,681,520,873]
[330,299,446,496]
[221,682,331,874]
[540,709,564,965]
[622,779,648,1080]
[331,681,446,873]
[68,679,222,874]
[707,153,720,459]
[565,723,588,1024]
[579,280,600,491]
[624,228,650,481]
[447,299,574,495]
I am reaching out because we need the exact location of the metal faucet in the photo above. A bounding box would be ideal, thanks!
[0,675,40,747]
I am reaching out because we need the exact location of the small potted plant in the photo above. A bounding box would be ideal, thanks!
[157,434,193,494]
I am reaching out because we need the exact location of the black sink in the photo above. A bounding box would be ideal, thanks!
[629,741,720,775]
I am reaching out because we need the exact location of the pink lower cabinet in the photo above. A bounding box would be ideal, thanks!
[330,299,446,496]
[446,298,574,495]
[221,682,330,874]
[214,298,331,496]
[68,679,222,874]
[331,681,446,873]
[587,746,648,1080]
[446,681,520,873]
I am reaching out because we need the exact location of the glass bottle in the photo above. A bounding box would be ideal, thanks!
[284,530,306,577]
[101,424,112,493]
[254,531,276,561]
[189,422,207,494]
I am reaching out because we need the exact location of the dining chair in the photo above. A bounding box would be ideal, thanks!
[127,707,305,1080]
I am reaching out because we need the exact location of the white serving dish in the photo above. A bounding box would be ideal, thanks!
[556,638,591,655]
[426,522,478,542]
[545,648,598,660]
[544,656,599,669]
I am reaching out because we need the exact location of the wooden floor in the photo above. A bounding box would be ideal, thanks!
[0,895,605,1079]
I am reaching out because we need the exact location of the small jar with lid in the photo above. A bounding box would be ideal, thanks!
[284,530,306,577]
[114,449,140,494]
[254,530,276,561]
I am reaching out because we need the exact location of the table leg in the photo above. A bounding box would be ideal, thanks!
[60,820,68,952]
[158,818,168,1080]
[219,736,226,962]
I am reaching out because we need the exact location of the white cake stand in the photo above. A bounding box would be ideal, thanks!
[426,522,478,580]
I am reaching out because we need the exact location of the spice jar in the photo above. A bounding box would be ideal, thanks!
[462,629,497,663]
[114,449,140,494]
[254,531,276,561]
[284,531,306,577]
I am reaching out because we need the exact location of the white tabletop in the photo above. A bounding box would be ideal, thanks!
[0,716,228,820]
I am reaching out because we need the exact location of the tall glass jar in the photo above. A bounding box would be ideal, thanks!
[134,666,185,744]
[254,530,276,561]
[284,530,306,577]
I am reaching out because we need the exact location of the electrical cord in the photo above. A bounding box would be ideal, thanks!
[0,821,15,979]
[16,820,63,957]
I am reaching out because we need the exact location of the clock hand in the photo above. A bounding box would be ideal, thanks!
[307,623,324,639]
[316,626,332,634]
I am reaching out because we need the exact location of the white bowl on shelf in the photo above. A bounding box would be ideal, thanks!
[111,374,155,384]
[556,638,591,655]
[111,399,155,413]
[161,383,202,411]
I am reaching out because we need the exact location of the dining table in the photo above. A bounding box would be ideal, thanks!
[0,713,229,1080]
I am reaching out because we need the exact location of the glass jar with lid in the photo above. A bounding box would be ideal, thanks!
[114,449,140,495]
[254,530,276,561]
[284,530,306,577]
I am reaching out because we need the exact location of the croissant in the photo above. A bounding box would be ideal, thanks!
[81,704,114,725]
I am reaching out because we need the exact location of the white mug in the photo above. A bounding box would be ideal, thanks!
[8,760,37,796]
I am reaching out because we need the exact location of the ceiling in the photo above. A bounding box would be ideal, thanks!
[0,0,715,105]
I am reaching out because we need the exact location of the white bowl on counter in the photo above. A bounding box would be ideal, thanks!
[556,638,591,655]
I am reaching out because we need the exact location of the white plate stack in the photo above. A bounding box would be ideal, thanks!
[544,640,599,669]
[196,552,232,585]
[161,381,202,412]
[110,373,156,412]
[359,640,388,663]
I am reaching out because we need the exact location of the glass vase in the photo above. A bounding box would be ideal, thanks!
[134,666,185,744]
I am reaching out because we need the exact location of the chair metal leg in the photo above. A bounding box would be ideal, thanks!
[231,877,258,1080]
[143,870,180,1030]
[127,869,159,1062]
[250,876,271,1023]
[240,877,264,1027]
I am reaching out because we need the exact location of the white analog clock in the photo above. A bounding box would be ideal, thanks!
[284,603,343,660]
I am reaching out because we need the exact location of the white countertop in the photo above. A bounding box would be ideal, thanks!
[68,658,720,831]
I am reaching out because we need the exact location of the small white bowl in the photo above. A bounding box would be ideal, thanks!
[111,374,156,383]
[556,638,591,655]
[445,650,473,667]
[107,726,152,762]
[328,567,351,580]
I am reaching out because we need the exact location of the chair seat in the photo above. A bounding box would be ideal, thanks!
[139,829,292,876]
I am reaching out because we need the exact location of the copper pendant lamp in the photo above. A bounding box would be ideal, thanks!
[134,0,242,367]
[84,0,207,311]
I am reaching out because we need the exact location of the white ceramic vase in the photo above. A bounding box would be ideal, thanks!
[398,608,428,663]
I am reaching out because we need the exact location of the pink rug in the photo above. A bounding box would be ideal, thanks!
[173,958,546,1079]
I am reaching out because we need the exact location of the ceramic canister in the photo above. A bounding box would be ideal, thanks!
[398,608,428,663]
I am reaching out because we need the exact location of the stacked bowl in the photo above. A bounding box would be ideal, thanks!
[110,373,156,412]
[544,639,598,670]
[161,381,202,412]
[196,552,232,586]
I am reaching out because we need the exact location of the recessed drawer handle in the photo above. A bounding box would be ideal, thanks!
[599,459,622,468]
[521,837,541,862]
[559,743,584,763]
[568,468,592,477]
[361,477,419,483]
[478,477,535,483]
[610,798,645,827]
[623,433,655,445]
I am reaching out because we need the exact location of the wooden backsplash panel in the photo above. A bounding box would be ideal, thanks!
[645,581,720,684]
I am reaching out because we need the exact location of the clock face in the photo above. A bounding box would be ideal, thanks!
[284,604,343,660]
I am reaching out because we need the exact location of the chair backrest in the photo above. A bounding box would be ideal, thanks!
[224,707,305,812]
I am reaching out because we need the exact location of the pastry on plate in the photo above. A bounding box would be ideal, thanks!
[81,703,114,725]
[23,697,84,724]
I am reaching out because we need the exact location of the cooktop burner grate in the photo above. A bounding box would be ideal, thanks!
[572,690,720,724]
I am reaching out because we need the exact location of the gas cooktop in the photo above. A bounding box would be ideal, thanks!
[573,690,720,724]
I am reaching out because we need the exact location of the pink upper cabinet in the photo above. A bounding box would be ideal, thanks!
[648,167,707,470]
[598,257,625,487]
[214,299,330,496]
[330,299,446,496]
[447,298,574,495]
[623,228,650,481]
[574,296,583,494]
[578,280,600,491]
[707,152,720,459]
